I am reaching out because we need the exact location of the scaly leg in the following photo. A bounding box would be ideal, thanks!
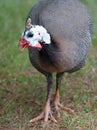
[30,74,57,123]
[54,73,74,117]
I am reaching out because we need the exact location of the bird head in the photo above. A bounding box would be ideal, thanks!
[19,18,51,50]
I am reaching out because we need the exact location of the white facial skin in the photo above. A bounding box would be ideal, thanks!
[22,25,51,46]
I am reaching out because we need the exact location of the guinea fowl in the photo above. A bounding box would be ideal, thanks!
[19,0,92,122]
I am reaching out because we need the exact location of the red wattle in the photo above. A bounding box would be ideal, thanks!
[19,37,42,49]
[32,42,42,48]
[19,37,30,46]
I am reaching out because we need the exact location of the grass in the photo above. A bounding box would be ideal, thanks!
[0,0,97,129]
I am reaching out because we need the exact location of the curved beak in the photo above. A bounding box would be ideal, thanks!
[18,37,30,51]
[18,37,42,51]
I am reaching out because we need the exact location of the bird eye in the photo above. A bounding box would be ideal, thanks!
[38,33,40,35]
[27,32,33,37]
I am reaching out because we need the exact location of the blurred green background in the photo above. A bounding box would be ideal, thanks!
[0,0,97,129]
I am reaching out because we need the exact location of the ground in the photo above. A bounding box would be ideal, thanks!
[0,0,97,130]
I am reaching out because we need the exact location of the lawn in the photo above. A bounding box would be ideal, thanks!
[0,0,97,130]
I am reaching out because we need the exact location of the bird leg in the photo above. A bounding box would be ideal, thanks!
[30,74,57,123]
[54,88,74,117]
[54,73,75,117]
[30,98,57,123]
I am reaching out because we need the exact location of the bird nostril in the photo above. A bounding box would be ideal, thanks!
[27,32,33,38]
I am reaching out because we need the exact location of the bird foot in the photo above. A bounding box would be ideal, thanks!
[30,109,57,123]
[54,102,75,118]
